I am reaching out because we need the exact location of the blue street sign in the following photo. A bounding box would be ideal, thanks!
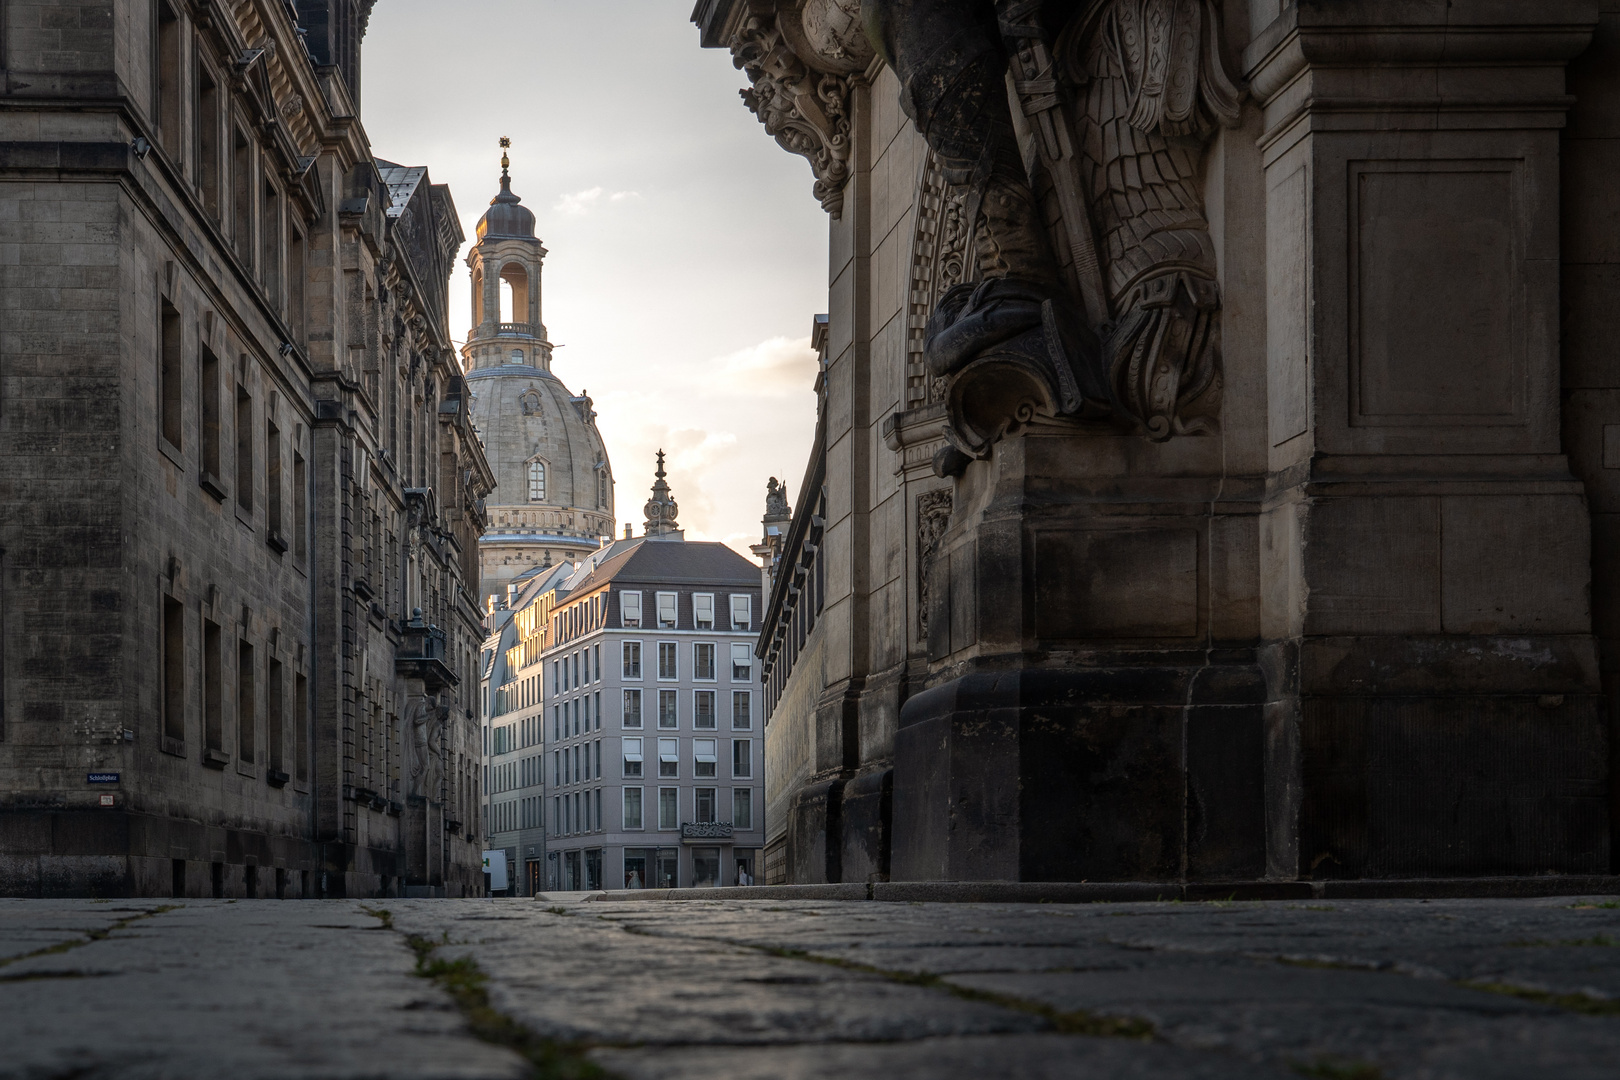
[87,772,119,784]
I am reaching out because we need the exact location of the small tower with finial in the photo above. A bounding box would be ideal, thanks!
[643,451,682,538]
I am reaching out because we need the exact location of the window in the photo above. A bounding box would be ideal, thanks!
[733,788,753,830]
[572,698,580,736]
[268,658,284,774]
[695,787,716,824]
[731,643,752,682]
[162,596,184,744]
[658,787,679,830]
[623,787,643,830]
[694,691,716,730]
[693,593,714,629]
[732,691,752,731]
[293,452,307,560]
[582,740,591,781]
[730,594,752,630]
[594,645,601,682]
[656,591,677,628]
[658,690,677,729]
[553,661,560,694]
[200,345,221,484]
[266,420,283,543]
[232,125,252,259]
[733,739,752,778]
[595,739,602,777]
[620,590,642,627]
[235,383,253,513]
[553,750,560,786]
[658,642,677,680]
[658,738,678,779]
[196,59,220,217]
[528,460,545,501]
[289,229,306,343]
[583,694,592,730]
[622,689,642,728]
[694,643,715,681]
[294,671,308,782]
[159,297,182,451]
[237,640,255,764]
[156,3,180,153]
[694,738,717,779]
[623,737,643,777]
[261,174,281,305]
[595,691,602,731]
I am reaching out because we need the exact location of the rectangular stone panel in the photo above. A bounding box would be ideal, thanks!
[1439,494,1590,635]
[1034,530,1198,640]
[1301,497,1441,636]
[1350,162,1523,425]
[1267,164,1310,448]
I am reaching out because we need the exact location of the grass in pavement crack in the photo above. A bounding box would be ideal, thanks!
[1459,979,1620,1016]
[364,910,610,1080]
[757,945,1156,1040]
[0,905,179,973]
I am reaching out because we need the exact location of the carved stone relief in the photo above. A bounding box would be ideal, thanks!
[915,489,953,637]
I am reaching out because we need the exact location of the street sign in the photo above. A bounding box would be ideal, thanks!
[87,773,119,784]
[482,850,508,891]
[98,795,115,807]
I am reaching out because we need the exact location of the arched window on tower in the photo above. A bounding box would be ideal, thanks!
[597,468,608,509]
[528,460,546,502]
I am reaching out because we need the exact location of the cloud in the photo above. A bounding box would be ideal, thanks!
[554,187,642,216]
[711,335,819,397]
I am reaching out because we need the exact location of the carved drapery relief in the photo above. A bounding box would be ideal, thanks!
[404,693,445,800]
[874,0,1242,465]
[915,489,953,637]
[724,1,874,216]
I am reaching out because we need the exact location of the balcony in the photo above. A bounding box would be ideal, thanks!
[679,822,734,843]
[496,322,540,339]
[395,610,458,691]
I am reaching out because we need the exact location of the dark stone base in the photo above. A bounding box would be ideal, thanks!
[0,809,482,898]
[787,779,844,884]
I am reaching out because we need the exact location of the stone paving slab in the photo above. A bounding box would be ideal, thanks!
[0,895,1618,1078]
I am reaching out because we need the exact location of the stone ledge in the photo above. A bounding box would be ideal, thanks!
[581,876,1620,904]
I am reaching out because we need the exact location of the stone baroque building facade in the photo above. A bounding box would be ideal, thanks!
[0,0,493,898]
[703,0,1620,885]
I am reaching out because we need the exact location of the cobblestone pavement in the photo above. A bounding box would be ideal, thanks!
[4,894,1620,1078]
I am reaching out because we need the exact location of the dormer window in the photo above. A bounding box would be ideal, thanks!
[527,460,546,502]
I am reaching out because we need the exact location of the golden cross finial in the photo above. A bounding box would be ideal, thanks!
[499,136,510,174]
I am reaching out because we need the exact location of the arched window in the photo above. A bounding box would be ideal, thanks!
[528,460,546,502]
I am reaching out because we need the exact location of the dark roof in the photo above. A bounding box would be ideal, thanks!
[566,540,758,597]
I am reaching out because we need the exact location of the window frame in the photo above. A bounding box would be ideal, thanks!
[619,590,642,628]
[731,691,752,731]
[732,738,752,779]
[655,591,678,629]
[622,786,644,830]
[693,738,717,779]
[657,689,678,730]
[730,593,752,630]
[693,642,716,682]
[657,787,679,831]
[622,688,642,728]
[657,641,678,681]
[694,690,717,731]
[693,592,715,630]
[657,737,678,779]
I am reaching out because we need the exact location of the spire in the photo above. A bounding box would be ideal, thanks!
[643,450,681,537]
[493,136,520,205]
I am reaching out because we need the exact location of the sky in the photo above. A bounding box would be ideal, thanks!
[361,1,828,556]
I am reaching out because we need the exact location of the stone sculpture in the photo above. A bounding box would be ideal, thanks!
[865,0,1241,463]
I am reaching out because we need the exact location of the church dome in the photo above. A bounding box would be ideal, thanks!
[477,172,535,240]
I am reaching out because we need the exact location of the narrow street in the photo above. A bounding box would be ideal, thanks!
[4,895,1620,1078]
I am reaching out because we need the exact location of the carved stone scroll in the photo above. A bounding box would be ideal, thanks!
[916,489,953,637]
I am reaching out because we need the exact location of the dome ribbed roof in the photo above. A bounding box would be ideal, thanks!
[477,172,535,240]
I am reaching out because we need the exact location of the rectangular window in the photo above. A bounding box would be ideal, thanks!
[732,691,752,730]
[733,739,752,778]
[593,644,601,682]
[237,640,255,764]
[620,590,642,627]
[162,596,185,744]
[731,643,752,682]
[594,691,601,730]
[694,738,717,779]
[657,642,677,680]
[694,690,716,730]
[294,671,308,781]
[196,60,220,217]
[693,643,715,681]
[695,787,716,824]
[658,738,678,779]
[584,788,591,831]
[160,297,183,451]
[583,694,592,729]
[622,737,643,778]
[553,661,559,694]
[293,450,307,559]
[693,593,714,629]
[572,698,580,736]
[656,591,677,628]
[553,796,560,833]
[553,750,560,786]
[658,689,677,729]
[658,787,678,830]
[156,3,180,153]
[622,689,641,728]
[268,657,284,774]
[623,787,643,830]
[203,619,222,752]
[573,653,580,687]
[235,383,253,513]
[200,345,221,484]
[232,126,252,260]
[733,787,753,830]
[289,229,305,344]
[730,594,752,630]
[266,420,283,544]
[261,174,281,305]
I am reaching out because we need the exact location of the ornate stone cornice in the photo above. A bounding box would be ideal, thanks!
[715,0,873,216]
